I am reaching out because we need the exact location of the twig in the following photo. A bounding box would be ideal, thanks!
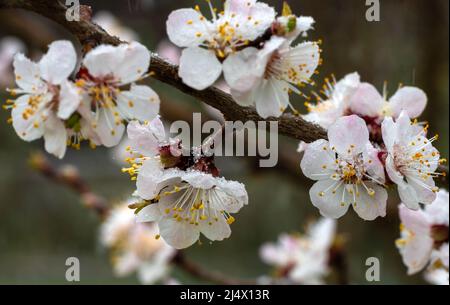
[0,0,327,144]
[29,151,258,285]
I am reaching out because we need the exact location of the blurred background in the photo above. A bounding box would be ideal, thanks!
[0,0,448,284]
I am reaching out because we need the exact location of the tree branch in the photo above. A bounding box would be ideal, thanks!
[0,0,327,144]
[28,151,258,285]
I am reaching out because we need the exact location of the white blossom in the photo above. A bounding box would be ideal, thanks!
[166,0,276,90]
[76,42,160,147]
[382,111,443,210]
[260,218,336,284]
[301,115,387,220]
[100,202,176,284]
[123,119,248,249]
[224,36,320,118]
[7,40,81,158]
[396,190,449,284]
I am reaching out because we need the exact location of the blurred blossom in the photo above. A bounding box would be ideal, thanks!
[93,11,139,42]
[100,202,176,284]
[397,190,449,285]
[0,37,25,88]
[260,218,337,284]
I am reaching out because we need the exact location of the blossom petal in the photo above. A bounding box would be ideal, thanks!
[390,86,427,119]
[115,42,150,85]
[39,40,77,85]
[127,120,162,156]
[215,179,248,213]
[179,47,222,90]
[349,83,384,117]
[223,47,261,92]
[43,113,67,159]
[159,218,200,249]
[381,116,396,152]
[94,108,125,147]
[13,53,45,93]
[406,175,437,205]
[11,94,47,141]
[328,115,369,157]
[310,180,350,219]
[57,81,81,120]
[166,8,210,48]
[282,41,320,83]
[254,79,289,119]
[199,216,231,242]
[137,262,169,285]
[300,139,336,181]
[136,204,163,223]
[352,183,387,221]
[136,158,164,200]
[117,84,160,121]
[83,44,125,78]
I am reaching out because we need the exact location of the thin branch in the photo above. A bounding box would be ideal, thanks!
[0,0,327,144]
[28,151,258,285]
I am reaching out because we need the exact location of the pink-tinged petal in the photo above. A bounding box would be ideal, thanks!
[136,204,163,223]
[386,155,406,185]
[115,42,150,85]
[223,47,262,92]
[80,118,101,145]
[127,120,161,156]
[11,94,46,141]
[39,40,77,85]
[406,175,437,205]
[83,44,125,78]
[398,183,421,211]
[230,88,257,107]
[94,108,125,147]
[243,2,276,40]
[349,83,384,117]
[352,183,387,221]
[282,42,320,83]
[137,262,169,285]
[328,115,369,157]
[57,81,81,120]
[260,243,291,266]
[13,53,45,93]
[224,0,256,15]
[43,114,67,159]
[117,84,160,121]
[363,143,385,184]
[300,139,336,181]
[159,218,200,249]
[425,268,449,285]
[199,215,231,242]
[310,181,350,219]
[390,86,427,119]
[381,116,396,152]
[398,233,434,275]
[394,111,415,146]
[179,47,222,90]
[166,8,210,48]
[254,79,289,119]
[424,190,449,226]
[399,205,430,235]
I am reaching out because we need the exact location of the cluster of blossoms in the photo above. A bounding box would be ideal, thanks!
[167,0,321,118]
[396,190,449,285]
[100,202,176,284]
[300,72,446,221]
[299,72,448,282]
[260,218,337,284]
[123,117,248,249]
[4,40,160,158]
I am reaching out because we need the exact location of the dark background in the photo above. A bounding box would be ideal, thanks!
[0,0,448,284]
